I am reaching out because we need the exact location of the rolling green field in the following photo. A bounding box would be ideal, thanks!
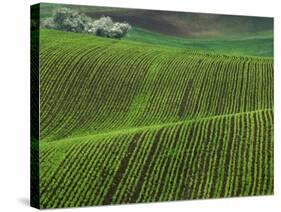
[38,3,273,58]
[125,27,273,57]
[36,29,273,208]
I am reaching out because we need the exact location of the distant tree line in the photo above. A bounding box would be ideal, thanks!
[41,8,131,39]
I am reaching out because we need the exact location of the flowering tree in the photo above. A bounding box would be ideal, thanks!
[42,8,131,39]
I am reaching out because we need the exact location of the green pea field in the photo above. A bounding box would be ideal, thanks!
[31,4,274,209]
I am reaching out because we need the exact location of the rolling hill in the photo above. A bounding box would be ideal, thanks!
[125,27,273,57]
[40,3,273,38]
[34,29,273,208]
[38,3,274,57]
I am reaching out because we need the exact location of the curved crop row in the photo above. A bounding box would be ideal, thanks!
[39,109,273,208]
[37,29,274,209]
[39,30,273,142]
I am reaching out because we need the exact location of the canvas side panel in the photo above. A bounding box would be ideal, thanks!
[30,4,40,209]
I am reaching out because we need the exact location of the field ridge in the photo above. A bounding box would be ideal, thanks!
[41,108,273,144]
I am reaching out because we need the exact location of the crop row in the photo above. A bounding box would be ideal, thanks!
[39,109,273,208]
[39,30,273,142]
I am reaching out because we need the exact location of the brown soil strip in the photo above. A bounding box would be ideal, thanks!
[102,133,141,205]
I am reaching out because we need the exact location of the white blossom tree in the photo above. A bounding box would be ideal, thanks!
[42,8,131,39]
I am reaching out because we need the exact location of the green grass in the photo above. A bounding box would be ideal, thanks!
[125,27,273,57]
[35,29,273,208]
[38,3,273,58]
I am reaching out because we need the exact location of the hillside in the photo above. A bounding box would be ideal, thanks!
[125,27,273,57]
[36,29,273,208]
[38,3,274,57]
[40,3,273,38]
